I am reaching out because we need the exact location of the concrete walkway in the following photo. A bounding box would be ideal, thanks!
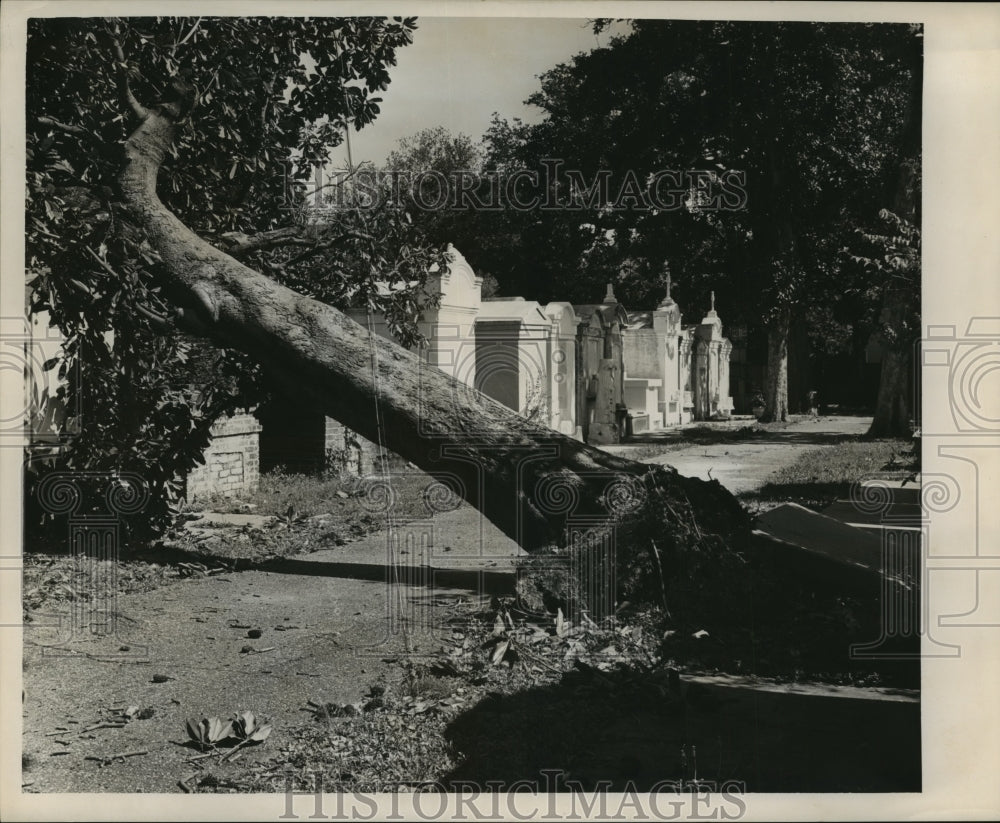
[605,415,872,495]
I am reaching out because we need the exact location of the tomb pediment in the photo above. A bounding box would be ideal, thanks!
[425,245,483,314]
[543,302,580,337]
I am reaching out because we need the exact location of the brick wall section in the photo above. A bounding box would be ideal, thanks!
[323,417,413,476]
[324,417,378,476]
[186,412,262,499]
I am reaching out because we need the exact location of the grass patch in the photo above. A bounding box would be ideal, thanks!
[194,468,435,521]
[741,437,917,513]
[610,419,792,462]
[151,468,445,573]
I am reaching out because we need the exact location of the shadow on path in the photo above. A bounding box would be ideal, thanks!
[441,676,920,793]
[628,428,863,448]
[262,556,516,596]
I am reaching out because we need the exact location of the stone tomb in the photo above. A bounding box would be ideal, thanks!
[473,298,580,437]
[347,247,588,440]
[572,285,629,444]
[621,279,734,430]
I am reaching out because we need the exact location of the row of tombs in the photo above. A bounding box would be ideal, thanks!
[188,247,734,497]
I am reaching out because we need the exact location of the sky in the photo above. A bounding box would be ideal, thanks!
[327,17,630,167]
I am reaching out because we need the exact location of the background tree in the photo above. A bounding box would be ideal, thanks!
[380,126,498,294]
[846,210,921,437]
[855,23,923,438]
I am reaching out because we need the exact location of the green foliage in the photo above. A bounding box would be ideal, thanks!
[843,209,921,350]
[384,126,485,178]
[378,126,489,287]
[26,16,440,537]
[231,710,273,743]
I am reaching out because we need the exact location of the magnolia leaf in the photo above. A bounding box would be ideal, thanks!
[231,710,260,740]
[248,723,273,742]
[185,716,233,748]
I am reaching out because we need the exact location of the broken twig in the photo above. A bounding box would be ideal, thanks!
[85,750,149,766]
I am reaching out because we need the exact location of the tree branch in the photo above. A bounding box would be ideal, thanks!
[114,92,748,584]
[283,230,373,267]
[219,227,314,258]
[36,116,89,137]
[219,227,372,264]
[173,18,202,53]
[112,38,150,121]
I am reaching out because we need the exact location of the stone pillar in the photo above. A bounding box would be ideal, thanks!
[708,339,722,416]
[693,339,711,420]
[547,324,578,437]
[679,333,694,423]
[653,284,683,427]
[719,339,734,416]
[587,357,621,444]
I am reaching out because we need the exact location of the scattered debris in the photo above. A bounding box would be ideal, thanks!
[80,722,126,734]
[240,646,276,655]
[121,705,155,721]
[85,750,149,767]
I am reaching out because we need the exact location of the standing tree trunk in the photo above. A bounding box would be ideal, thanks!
[867,336,912,438]
[868,28,922,439]
[762,309,791,422]
[117,89,750,615]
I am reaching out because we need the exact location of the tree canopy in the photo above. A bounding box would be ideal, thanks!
[475,19,921,419]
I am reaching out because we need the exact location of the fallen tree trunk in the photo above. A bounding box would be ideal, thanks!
[119,92,750,614]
